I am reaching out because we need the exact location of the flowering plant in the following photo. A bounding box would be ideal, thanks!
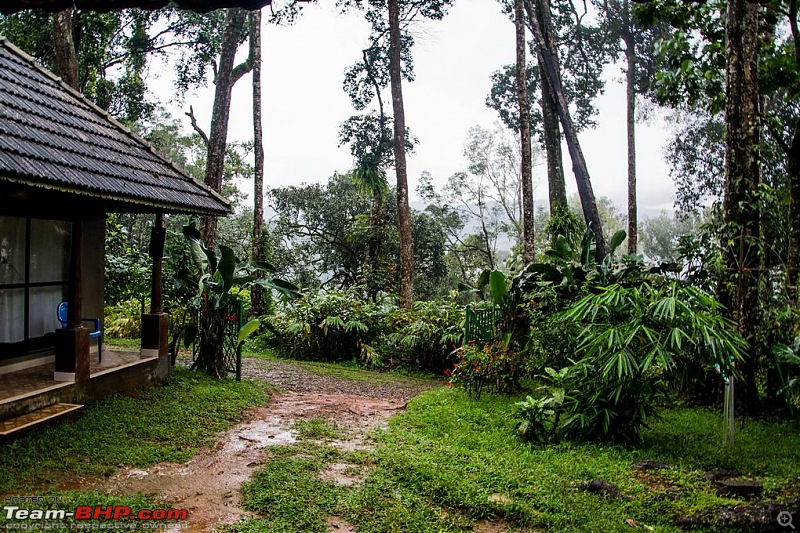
[446,340,520,398]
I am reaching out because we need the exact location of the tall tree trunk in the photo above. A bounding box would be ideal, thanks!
[720,0,761,415]
[515,0,535,262]
[524,0,607,259]
[786,0,800,304]
[53,9,78,89]
[388,0,414,308]
[623,0,637,254]
[250,8,265,316]
[788,125,800,303]
[535,0,566,215]
[541,66,566,212]
[201,7,251,249]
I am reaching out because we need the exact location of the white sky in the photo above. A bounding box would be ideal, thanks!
[153,0,676,218]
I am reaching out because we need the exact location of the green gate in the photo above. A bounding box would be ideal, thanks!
[464,305,501,345]
[191,299,244,381]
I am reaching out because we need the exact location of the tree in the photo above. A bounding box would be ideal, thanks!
[269,173,447,297]
[718,0,762,413]
[250,7,266,316]
[340,0,455,306]
[522,0,608,258]
[387,0,414,307]
[639,210,701,263]
[515,0,535,261]
[1,1,302,14]
[640,0,800,412]
[199,8,252,248]
[0,8,175,122]
[593,0,666,254]
[487,0,606,244]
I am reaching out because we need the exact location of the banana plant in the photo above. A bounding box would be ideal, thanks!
[176,223,300,377]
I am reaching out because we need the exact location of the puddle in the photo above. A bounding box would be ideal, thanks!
[66,391,412,532]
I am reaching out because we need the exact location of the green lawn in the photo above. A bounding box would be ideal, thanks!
[0,367,268,494]
[236,386,800,532]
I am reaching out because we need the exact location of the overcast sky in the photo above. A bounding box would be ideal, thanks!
[155,0,676,218]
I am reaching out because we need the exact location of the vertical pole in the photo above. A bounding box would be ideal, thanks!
[236,299,243,382]
[149,212,165,314]
[55,216,89,382]
[141,212,169,363]
[67,217,83,328]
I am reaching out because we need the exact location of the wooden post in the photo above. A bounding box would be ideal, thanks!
[141,213,169,361]
[149,212,165,314]
[55,217,89,382]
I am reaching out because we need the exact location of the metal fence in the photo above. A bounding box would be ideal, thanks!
[463,305,501,345]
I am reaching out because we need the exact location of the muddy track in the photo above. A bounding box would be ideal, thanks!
[83,358,438,532]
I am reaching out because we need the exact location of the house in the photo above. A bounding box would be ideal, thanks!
[0,38,231,436]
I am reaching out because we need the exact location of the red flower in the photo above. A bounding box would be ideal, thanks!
[226,314,237,321]
[446,381,452,387]
[444,368,452,377]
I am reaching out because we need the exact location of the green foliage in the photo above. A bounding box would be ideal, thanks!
[104,298,146,339]
[540,281,747,443]
[382,299,464,371]
[447,340,520,398]
[0,367,266,493]
[264,288,381,364]
[515,376,566,443]
[104,214,151,306]
[178,222,299,376]
[265,290,464,371]
[771,338,800,415]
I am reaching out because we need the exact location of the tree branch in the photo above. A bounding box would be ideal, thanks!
[185,105,210,147]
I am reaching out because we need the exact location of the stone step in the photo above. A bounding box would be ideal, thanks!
[0,403,83,439]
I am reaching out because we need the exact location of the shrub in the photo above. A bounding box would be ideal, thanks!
[446,339,520,398]
[263,289,383,364]
[104,298,147,339]
[520,281,748,444]
[382,299,463,371]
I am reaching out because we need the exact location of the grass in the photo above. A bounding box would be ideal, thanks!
[234,385,800,533]
[293,417,344,441]
[339,389,800,532]
[0,366,268,494]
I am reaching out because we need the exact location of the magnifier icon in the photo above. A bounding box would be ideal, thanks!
[778,511,795,530]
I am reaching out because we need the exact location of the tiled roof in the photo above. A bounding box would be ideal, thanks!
[0,1,284,16]
[0,38,231,215]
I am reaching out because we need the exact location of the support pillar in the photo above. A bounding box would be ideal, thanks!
[55,217,90,382]
[141,213,169,358]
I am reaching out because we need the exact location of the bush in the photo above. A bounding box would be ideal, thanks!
[381,299,463,371]
[446,339,519,398]
[104,298,147,339]
[516,281,748,444]
[263,289,383,365]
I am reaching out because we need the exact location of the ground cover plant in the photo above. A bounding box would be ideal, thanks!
[233,384,800,532]
[0,367,268,495]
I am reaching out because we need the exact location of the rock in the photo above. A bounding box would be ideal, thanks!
[572,479,631,501]
[631,460,670,471]
[716,479,764,498]
[705,470,740,482]
[676,497,800,529]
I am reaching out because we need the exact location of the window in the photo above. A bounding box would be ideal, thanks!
[0,216,71,358]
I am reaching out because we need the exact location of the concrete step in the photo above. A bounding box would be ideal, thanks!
[0,403,83,439]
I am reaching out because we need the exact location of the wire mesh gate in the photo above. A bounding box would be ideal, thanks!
[463,305,501,345]
[191,298,244,381]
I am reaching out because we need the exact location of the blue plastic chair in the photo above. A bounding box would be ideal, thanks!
[57,301,103,363]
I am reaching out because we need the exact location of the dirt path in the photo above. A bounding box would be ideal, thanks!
[89,358,437,532]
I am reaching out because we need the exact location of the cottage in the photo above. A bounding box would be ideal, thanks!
[0,38,230,436]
